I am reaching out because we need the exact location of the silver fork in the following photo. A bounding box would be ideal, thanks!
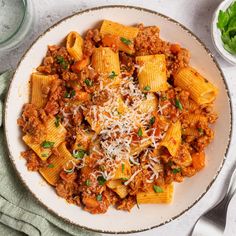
[191,165,236,236]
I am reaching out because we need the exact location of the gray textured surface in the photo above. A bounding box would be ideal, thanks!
[1,0,236,235]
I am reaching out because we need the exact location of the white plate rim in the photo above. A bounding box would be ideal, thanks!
[3,5,233,234]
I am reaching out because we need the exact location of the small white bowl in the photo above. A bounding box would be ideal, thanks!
[212,0,236,65]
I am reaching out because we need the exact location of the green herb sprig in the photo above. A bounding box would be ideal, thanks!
[217,1,236,54]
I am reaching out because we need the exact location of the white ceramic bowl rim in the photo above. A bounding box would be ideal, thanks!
[4,5,233,234]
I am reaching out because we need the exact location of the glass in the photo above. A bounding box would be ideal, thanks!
[0,0,34,51]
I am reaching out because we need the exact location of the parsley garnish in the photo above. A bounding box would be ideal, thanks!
[109,71,118,79]
[122,163,125,173]
[56,56,69,69]
[175,99,183,110]
[121,177,129,181]
[97,176,106,185]
[120,37,132,45]
[41,153,49,158]
[64,90,76,98]
[41,141,55,148]
[217,2,236,54]
[198,127,204,135]
[70,90,76,97]
[54,115,60,127]
[84,79,93,87]
[85,179,91,186]
[161,96,167,101]
[144,85,151,91]
[153,185,163,193]
[47,163,54,168]
[137,127,143,137]
[172,168,181,174]
[73,149,86,159]
[150,116,155,125]
[96,194,102,201]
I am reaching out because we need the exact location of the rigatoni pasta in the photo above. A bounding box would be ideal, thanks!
[136,54,169,92]
[66,31,84,61]
[174,66,218,104]
[31,73,56,108]
[18,20,218,214]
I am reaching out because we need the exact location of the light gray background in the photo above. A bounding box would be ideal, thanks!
[1,0,236,235]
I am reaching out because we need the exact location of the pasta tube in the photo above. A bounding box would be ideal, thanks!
[31,73,56,108]
[107,179,128,199]
[137,184,174,204]
[174,66,218,104]
[23,117,67,160]
[138,93,158,113]
[136,54,168,92]
[113,161,132,180]
[100,20,139,40]
[39,142,75,186]
[172,144,192,167]
[160,121,181,157]
[66,31,83,61]
[91,47,120,76]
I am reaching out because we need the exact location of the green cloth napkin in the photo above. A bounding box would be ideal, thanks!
[0,71,100,236]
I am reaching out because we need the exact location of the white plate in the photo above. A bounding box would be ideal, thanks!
[4,6,232,234]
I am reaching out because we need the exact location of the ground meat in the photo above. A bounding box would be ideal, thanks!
[116,196,136,211]
[17,104,45,140]
[56,180,79,200]
[44,79,63,116]
[135,25,164,56]
[119,52,135,74]
[82,191,110,214]
[61,71,79,81]
[83,29,102,57]
[37,46,74,75]
[21,150,47,171]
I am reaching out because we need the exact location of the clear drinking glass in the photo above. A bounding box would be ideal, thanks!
[0,0,34,51]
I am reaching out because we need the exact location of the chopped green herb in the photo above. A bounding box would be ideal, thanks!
[137,127,143,137]
[64,168,74,174]
[121,177,129,181]
[150,116,156,125]
[198,128,204,135]
[70,90,76,97]
[109,71,118,79]
[56,56,64,63]
[47,163,54,168]
[64,90,76,98]
[97,176,106,185]
[64,91,71,98]
[41,153,49,158]
[85,179,91,186]
[161,96,167,101]
[99,165,105,171]
[56,56,69,69]
[84,79,93,87]
[172,168,181,174]
[153,185,163,193]
[175,99,183,110]
[144,85,151,91]
[41,140,55,149]
[217,2,236,54]
[73,149,86,159]
[122,163,125,173]
[54,115,60,127]
[120,37,132,45]
[96,194,102,201]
